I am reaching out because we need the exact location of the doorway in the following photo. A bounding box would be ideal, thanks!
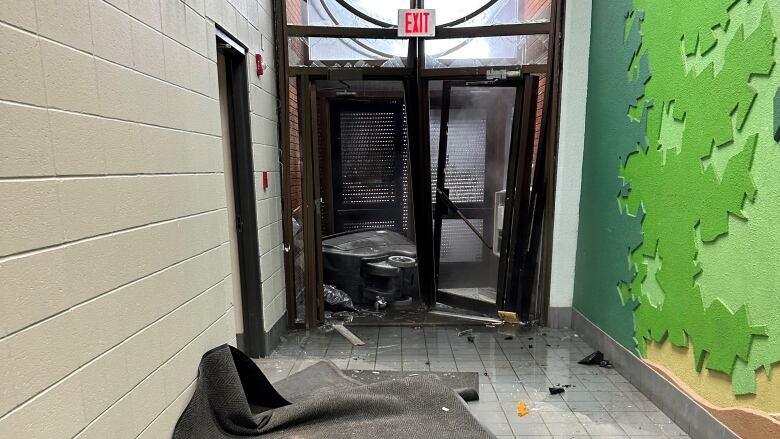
[216,28,265,356]
[286,72,544,327]
[275,0,564,329]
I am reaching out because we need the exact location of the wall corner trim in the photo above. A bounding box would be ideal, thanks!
[548,0,593,310]
[547,306,572,328]
[259,311,288,358]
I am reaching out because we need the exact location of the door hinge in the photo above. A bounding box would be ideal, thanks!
[236,215,243,233]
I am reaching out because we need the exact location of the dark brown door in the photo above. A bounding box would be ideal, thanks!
[431,77,539,315]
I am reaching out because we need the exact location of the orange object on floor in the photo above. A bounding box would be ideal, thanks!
[516,400,528,416]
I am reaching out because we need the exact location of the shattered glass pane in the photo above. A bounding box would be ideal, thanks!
[428,0,551,26]
[425,35,548,68]
[289,37,408,66]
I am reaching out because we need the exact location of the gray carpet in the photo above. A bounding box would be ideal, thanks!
[274,362,479,402]
[173,345,494,439]
[343,369,480,401]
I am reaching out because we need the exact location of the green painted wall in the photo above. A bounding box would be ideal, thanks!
[572,0,643,352]
[574,0,780,397]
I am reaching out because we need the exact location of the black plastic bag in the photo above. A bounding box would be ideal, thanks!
[323,284,357,312]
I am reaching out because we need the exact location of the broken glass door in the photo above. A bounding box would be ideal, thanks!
[430,80,525,314]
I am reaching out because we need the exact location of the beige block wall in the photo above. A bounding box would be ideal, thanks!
[0,0,284,437]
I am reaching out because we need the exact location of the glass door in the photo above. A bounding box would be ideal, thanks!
[429,78,531,314]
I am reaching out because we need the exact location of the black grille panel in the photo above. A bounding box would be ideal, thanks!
[340,111,399,205]
[330,99,408,234]
[430,110,488,204]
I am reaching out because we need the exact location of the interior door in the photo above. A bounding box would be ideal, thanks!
[431,77,539,315]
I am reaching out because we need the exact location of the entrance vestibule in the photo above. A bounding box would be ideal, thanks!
[275,0,563,329]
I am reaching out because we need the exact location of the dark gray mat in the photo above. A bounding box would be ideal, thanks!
[273,361,361,402]
[344,369,480,401]
[173,345,494,439]
[274,362,479,402]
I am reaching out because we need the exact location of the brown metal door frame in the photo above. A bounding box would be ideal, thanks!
[274,0,567,328]
[498,75,541,317]
[297,75,326,329]
[430,78,529,315]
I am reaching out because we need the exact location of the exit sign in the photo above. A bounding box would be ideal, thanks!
[397,9,435,37]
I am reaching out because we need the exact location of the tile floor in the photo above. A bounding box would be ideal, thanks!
[254,325,688,439]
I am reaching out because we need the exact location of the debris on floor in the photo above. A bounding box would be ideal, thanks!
[516,400,528,417]
[548,386,565,395]
[259,327,688,437]
[429,310,503,324]
[441,406,450,412]
[457,329,473,337]
[323,284,357,312]
[504,335,513,340]
[318,322,336,333]
[578,350,613,368]
[497,310,520,323]
[578,350,604,365]
[333,324,365,346]
[467,335,475,343]
[374,296,387,311]
[326,310,355,323]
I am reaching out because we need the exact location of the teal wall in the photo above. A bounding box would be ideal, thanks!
[572,0,643,352]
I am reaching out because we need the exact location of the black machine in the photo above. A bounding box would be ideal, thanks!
[322,229,418,304]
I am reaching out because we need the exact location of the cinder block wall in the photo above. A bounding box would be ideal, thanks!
[0,0,283,437]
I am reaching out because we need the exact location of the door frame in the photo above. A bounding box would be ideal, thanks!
[216,27,265,356]
[273,0,566,328]
[426,75,544,315]
[430,78,530,315]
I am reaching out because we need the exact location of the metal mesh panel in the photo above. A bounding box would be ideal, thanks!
[329,98,410,235]
[440,219,484,263]
[340,111,399,205]
[401,107,410,232]
[430,109,488,203]
[343,220,398,231]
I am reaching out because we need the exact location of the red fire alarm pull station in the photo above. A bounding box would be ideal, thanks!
[397,9,436,37]
[262,171,268,191]
[255,54,263,77]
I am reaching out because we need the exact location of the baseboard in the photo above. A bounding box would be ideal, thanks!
[260,312,288,358]
[235,332,246,352]
[547,306,572,328]
[571,310,739,439]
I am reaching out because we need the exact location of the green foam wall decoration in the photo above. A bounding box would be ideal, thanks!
[624,0,774,377]
[575,0,780,396]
